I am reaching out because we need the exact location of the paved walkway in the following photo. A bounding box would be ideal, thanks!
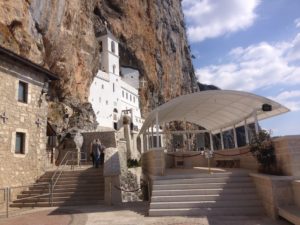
[0,202,291,225]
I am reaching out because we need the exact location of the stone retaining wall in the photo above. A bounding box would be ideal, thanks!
[165,152,207,168]
[212,146,259,171]
[273,135,300,177]
[293,180,300,207]
[250,173,294,219]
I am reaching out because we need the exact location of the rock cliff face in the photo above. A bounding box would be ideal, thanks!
[0,0,197,132]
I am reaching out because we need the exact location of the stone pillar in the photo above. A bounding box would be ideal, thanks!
[103,147,122,205]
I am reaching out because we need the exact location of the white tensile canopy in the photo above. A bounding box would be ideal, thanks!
[139,90,289,138]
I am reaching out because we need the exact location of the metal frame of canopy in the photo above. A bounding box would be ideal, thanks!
[139,90,289,152]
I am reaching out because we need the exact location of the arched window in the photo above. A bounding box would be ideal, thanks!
[99,41,103,53]
[111,41,115,53]
[113,108,118,130]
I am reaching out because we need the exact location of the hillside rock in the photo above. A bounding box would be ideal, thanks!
[0,0,197,131]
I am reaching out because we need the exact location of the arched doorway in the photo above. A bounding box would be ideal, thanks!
[113,108,118,130]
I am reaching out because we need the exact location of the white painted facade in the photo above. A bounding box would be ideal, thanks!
[89,30,144,131]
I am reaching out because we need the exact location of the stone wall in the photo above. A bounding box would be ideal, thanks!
[250,173,294,219]
[81,131,117,161]
[120,168,142,202]
[273,135,300,177]
[212,146,259,171]
[141,148,165,176]
[293,180,300,207]
[165,152,207,168]
[0,57,48,188]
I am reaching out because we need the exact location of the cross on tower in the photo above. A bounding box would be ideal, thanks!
[0,112,8,123]
[35,118,42,127]
[140,78,147,88]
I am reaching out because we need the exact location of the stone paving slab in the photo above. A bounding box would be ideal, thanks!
[0,202,292,225]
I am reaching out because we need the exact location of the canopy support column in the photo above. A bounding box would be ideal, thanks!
[151,124,154,148]
[155,110,159,148]
[253,110,259,134]
[244,120,249,144]
[146,128,149,150]
[233,125,238,148]
[220,129,224,150]
[209,132,214,151]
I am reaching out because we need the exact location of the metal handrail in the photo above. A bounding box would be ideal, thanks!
[9,183,50,201]
[0,182,51,218]
[8,182,50,189]
[49,151,77,205]
[0,188,6,205]
[80,152,87,162]
[0,151,84,217]
[51,151,76,183]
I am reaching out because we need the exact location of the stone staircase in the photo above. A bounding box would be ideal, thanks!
[11,166,104,207]
[149,171,264,216]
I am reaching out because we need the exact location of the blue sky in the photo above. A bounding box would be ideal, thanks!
[182,0,300,136]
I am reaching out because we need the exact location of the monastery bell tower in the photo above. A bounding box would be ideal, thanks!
[97,28,120,76]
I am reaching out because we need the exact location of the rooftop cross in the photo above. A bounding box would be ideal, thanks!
[140,78,147,88]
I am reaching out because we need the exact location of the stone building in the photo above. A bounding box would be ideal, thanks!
[0,46,58,188]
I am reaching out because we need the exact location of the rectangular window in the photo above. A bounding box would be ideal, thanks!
[18,81,28,103]
[126,93,128,99]
[15,132,25,154]
[113,83,115,92]
[122,90,124,97]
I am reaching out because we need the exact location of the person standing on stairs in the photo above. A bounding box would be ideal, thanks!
[99,140,106,166]
[90,140,95,167]
[91,139,101,168]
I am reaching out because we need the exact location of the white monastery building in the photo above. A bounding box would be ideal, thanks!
[89,29,144,131]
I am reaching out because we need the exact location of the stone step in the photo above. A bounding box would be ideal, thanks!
[278,205,300,225]
[150,200,262,209]
[42,169,103,177]
[13,195,103,203]
[23,186,104,195]
[149,206,263,216]
[10,199,104,208]
[153,182,255,190]
[153,172,249,180]
[155,177,252,185]
[48,179,104,185]
[152,188,257,196]
[28,183,104,191]
[18,190,104,198]
[151,193,259,202]
[38,176,104,182]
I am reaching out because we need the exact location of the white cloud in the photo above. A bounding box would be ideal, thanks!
[295,18,300,28]
[286,33,300,62]
[182,0,260,42]
[196,33,300,91]
[269,90,300,111]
